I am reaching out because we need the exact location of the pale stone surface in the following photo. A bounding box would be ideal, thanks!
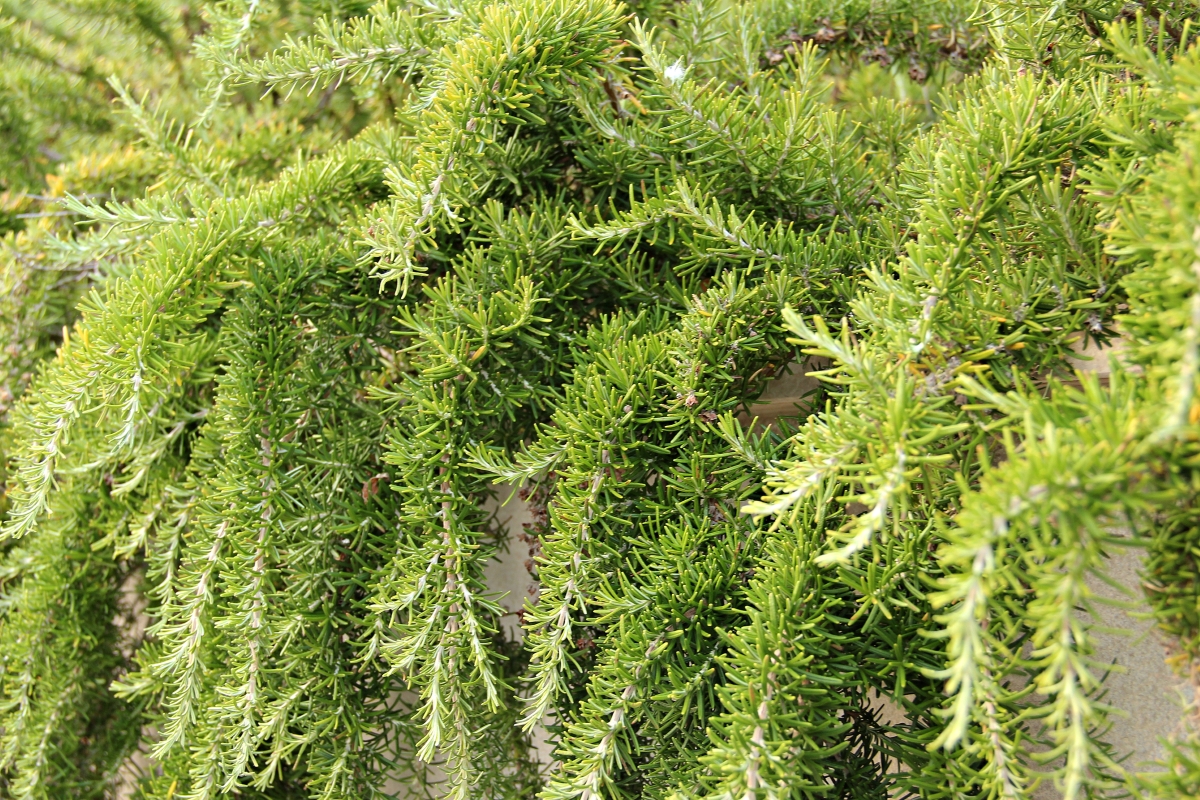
[1088,549,1193,769]
[469,351,1193,794]
[484,485,540,644]
[1025,546,1193,798]
[483,488,556,765]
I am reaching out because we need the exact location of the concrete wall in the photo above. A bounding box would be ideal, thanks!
[478,357,1196,796]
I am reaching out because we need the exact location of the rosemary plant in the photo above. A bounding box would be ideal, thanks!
[3,0,1200,799]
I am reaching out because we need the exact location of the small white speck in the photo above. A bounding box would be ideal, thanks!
[664,61,687,83]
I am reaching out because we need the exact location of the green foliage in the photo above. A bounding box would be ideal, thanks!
[5,1,1200,799]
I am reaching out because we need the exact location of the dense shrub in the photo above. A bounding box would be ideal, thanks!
[4,0,1200,798]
